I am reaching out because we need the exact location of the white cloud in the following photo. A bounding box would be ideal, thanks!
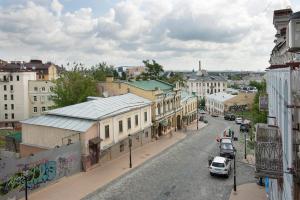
[51,0,63,16]
[0,0,297,71]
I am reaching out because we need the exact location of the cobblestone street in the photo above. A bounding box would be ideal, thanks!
[84,116,256,200]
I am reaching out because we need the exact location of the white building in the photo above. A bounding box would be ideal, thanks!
[186,61,227,99]
[0,72,36,128]
[260,8,300,200]
[206,92,235,115]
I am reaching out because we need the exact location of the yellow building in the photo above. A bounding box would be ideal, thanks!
[181,91,198,126]
[98,77,183,137]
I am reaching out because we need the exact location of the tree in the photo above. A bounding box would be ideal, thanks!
[165,72,186,87]
[199,98,206,109]
[142,60,164,80]
[249,80,266,92]
[90,62,118,81]
[52,69,97,107]
[121,71,127,80]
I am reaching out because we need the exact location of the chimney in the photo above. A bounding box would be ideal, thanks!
[199,60,201,71]
[106,76,114,82]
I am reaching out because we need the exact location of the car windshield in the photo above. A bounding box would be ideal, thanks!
[212,162,225,168]
[221,143,233,150]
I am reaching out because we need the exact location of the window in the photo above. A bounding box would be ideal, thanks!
[4,94,7,100]
[33,107,37,113]
[3,85,7,91]
[42,87,45,91]
[10,75,13,81]
[4,104,7,110]
[11,94,13,100]
[127,118,131,129]
[105,125,110,139]
[34,87,38,91]
[119,120,123,133]
[10,85,13,91]
[17,75,19,81]
[207,83,209,86]
[3,76,7,81]
[218,89,220,92]
[5,113,8,119]
[11,104,14,110]
[120,143,125,152]
[145,131,149,138]
[207,89,209,93]
[218,82,220,87]
[34,96,37,101]
[135,115,138,126]
[42,107,46,112]
[144,112,147,122]
[11,113,14,119]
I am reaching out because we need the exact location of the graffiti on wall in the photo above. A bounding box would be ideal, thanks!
[0,143,81,200]
[228,104,248,112]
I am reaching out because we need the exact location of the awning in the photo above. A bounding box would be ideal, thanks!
[89,137,102,144]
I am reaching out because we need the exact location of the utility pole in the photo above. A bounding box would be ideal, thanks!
[24,169,29,200]
[234,148,237,192]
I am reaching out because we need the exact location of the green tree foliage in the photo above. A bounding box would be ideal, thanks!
[142,60,164,80]
[199,98,206,109]
[165,72,186,86]
[52,69,97,107]
[249,80,266,92]
[90,62,119,81]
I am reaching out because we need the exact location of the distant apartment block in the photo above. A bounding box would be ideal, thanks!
[0,71,36,128]
[116,66,146,78]
[28,80,55,117]
[0,59,61,80]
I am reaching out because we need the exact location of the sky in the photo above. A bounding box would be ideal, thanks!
[0,0,299,71]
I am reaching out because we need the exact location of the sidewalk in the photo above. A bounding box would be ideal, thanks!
[24,130,187,200]
[229,183,266,200]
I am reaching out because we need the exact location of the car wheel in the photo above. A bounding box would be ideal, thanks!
[225,173,229,178]
[210,172,214,176]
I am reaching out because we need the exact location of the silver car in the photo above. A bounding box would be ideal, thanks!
[209,156,231,178]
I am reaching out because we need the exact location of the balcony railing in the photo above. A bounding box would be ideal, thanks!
[255,123,283,179]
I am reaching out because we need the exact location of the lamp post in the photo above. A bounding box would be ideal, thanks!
[244,131,247,160]
[197,97,199,130]
[23,169,29,200]
[128,134,132,168]
[233,148,237,192]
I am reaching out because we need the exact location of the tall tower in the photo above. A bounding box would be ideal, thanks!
[199,60,201,71]
[197,60,202,76]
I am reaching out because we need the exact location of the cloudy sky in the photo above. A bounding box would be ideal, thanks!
[0,0,299,71]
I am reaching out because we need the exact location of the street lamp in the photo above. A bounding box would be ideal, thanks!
[244,131,247,160]
[128,134,132,168]
[233,147,237,192]
[23,168,29,200]
[197,97,199,130]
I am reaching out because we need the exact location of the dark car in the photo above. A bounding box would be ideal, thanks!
[240,123,250,132]
[224,114,236,121]
[219,140,234,159]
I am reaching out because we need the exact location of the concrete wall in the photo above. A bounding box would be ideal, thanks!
[0,142,81,200]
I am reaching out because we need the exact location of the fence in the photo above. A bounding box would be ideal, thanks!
[0,142,81,200]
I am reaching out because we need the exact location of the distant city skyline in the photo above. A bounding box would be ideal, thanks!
[0,0,299,71]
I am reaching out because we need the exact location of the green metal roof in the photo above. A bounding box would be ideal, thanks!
[127,80,174,91]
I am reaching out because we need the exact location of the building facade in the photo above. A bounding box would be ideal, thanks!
[28,80,55,117]
[21,93,152,170]
[206,92,255,115]
[186,61,228,99]
[181,91,198,126]
[258,8,300,200]
[98,78,183,138]
[0,59,60,80]
[0,72,36,128]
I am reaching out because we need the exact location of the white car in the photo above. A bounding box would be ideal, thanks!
[235,117,243,124]
[209,156,231,177]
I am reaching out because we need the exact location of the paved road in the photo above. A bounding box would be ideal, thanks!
[84,116,256,200]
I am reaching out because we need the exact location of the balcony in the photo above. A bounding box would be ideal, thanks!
[255,123,283,179]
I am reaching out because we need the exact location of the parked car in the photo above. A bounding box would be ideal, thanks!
[211,113,219,117]
[240,123,250,132]
[199,110,206,114]
[224,114,236,121]
[219,138,234,159]
[235,117,243,124]
[209,156,231,178]
[204,120,208,124]
[199,116,204,121]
